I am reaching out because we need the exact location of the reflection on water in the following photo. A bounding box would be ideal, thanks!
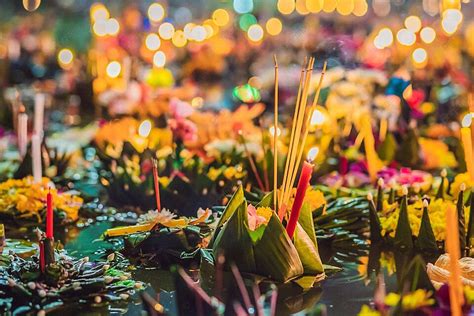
[4,222,431,315]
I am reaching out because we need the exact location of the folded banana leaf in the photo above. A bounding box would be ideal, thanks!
[212,186,324,283]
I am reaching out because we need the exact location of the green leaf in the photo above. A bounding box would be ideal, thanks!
[436,176,446,200]
[298,203,317,247]
[253,213,303,282]
[415,205,438,252]
[400,255,435,292]
[212,201,256,273]
[394,196,414,249]
[368,199,383,243]
[377,132,397,163]
[256,191,274,208]
[293,224,323,274]
[124,232,150,249]
[215,186,245,230]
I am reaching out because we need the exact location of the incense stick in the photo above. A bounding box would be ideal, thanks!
[278,59,308,213]
[239,132,265,191]
[281,58,314,209]
[282,60,326,209]
[273,55,279,211]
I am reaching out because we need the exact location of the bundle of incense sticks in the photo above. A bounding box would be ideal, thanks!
[277,57,327,220]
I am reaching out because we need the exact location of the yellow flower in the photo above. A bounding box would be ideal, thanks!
[357,305,381,316]
[385,289,435,311]
[207,167,223,181]
[304,188,326,212]
[451,172,474,198]
[419,138,457,170]
[379,198,460,241]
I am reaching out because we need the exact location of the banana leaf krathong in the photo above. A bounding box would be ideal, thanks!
[103,208,214,268]
[211,186,325,284]
[95,139,247,216]
[0,242,142,314]
[368,183,474,256]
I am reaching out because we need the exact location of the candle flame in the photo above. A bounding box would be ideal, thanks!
[310,108,326,126]
[462,113,472,128]
[138,120,152,137]
[269,125,281,137]
[307,147,319,162]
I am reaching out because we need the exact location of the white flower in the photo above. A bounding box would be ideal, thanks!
[138,208,176,224]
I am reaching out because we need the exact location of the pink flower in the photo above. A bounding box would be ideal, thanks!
[170,98,194,119]
[247,205,267,231]
[168,118,197,142]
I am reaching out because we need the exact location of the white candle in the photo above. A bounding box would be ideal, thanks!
[34,93,45,137]
[17,112,28,158]
[31,133,42,183]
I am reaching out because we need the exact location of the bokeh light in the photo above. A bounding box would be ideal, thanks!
[420,27,436,43]
[153,51,166,67]
[353,0,368,16]
[396,28,416,46]
[148,3,165,23]
[106,61,121,78]
[266,18,282,36]
[212,9,230,27]
[145,33,161,50]
[90,3,109,21]
[158,22,175,40]
[277,0,295,15]
[336,0,354,16]
[172,30,187,47]
[404,16,422,33]
[247,24,264,42]
[105,18,120,36]
[239,13,257,31]
[233,0,254,14]
[57,48,74,67]
[412,47,427,64]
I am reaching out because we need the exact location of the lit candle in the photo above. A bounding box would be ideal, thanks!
[17,111,28,158]
[446,205,464,316]
[152,158,162,211]
[46,188,53,239]
[286,147,319,239]
[460,113,474,181]
[31,133,42,183]
[34,93,45,137]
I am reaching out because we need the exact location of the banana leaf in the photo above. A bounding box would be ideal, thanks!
[368,198,383,243]
[415,205,438,252]
[394,195,414,249]
[212,186,324,283]
[377,132,397,163]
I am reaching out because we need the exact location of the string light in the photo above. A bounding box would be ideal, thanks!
[190,25,207,42]
[420,27,436,43]
[148,3,165,23]
[322,0,337,13]
[145,33,161,50]
[266,18,282,36]
[247,24,264,42]
[306,0,323,13]
[158,22,175,40]
[106,61,121,78]
[153,51,166,67]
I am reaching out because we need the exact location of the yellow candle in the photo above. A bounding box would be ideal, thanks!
[446,205,464,316]
[461,114,474,181]
[362,115,381,182]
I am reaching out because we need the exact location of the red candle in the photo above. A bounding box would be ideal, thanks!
[286,160,313,238]
[46,189,53,239]
[152,159,162,211]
